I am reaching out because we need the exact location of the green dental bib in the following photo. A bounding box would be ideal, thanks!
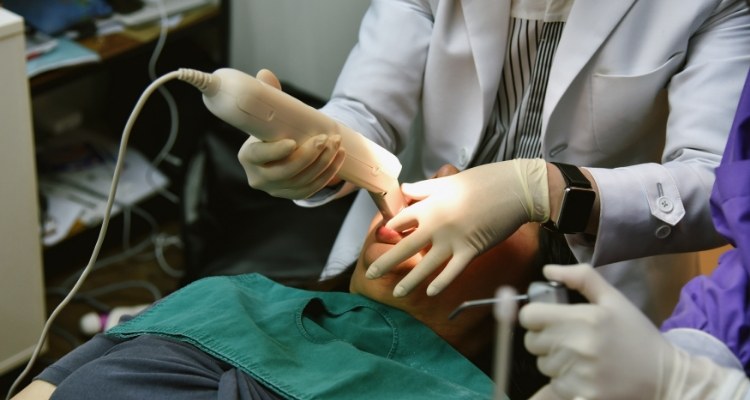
[107,274,495,399]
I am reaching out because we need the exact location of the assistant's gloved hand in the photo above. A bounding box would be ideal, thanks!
[520,263,750,400]
[366,158,549,297]
[236,69,345,199]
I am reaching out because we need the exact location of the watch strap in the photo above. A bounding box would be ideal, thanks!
[552,162,591,189]
[544,162,595,233]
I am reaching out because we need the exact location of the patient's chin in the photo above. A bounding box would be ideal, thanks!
[362,243,420,273]
[350,267,399,300]
[351,250,414,301]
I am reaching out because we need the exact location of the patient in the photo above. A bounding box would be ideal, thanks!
[14,165,573,400]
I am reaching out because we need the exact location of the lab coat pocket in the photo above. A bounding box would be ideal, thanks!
[590,52,685,156]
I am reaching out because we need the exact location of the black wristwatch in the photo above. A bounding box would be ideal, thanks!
[543,162,596,234]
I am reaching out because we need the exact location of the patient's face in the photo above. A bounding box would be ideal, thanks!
[349,165,541,343]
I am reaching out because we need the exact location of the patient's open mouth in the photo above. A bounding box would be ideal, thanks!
[376,224,402,244]
[376,222,416,244]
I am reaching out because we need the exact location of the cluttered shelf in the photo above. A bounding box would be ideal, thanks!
[23,0,225,93]
[18,0,227,248]
[82,2,220,58]
[0,1,228,392]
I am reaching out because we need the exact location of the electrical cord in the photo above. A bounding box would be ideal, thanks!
[153,233,185,278]
[58,206,183,290]
[49,325,84,352]
[59,208,156,290]
[45,288,111,313]
[47,280,163,307]
[5,6,214,392]
[5,70,185,400]
[78,280,163,302]
[6,66,216,399]
[147,0,181,204]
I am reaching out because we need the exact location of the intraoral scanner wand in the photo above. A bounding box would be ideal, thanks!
[179,68,407,219]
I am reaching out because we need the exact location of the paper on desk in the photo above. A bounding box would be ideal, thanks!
[25,31,58,59]
[38,179,99,246]
[37,133,169,245]
[26,37,100,78]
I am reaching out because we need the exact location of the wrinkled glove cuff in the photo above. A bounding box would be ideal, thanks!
[512,158,550,223]
[662,344,750,400]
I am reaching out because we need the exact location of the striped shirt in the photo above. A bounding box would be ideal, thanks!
[470,0,574,166]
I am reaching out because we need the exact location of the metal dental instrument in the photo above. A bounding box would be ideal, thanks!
[448,296,526,320]
[448,281,571,320]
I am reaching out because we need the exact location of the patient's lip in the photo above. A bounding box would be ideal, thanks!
[376,224,402,244]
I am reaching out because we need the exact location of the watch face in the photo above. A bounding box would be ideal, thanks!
[557,188,596,233]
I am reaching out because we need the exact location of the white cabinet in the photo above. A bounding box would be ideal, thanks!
[0,8,46,375]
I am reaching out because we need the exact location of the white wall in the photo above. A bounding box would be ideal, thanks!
[229,0,370,100]
[227,0,426,182]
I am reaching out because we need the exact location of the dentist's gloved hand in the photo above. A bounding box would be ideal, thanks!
[236,69,345,199]
[366,159,549,297]
[521,263,750,400]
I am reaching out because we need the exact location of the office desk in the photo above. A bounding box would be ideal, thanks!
[30,3,225,94]
[31,1,226,243]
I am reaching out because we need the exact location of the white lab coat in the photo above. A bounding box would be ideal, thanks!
[305,0,750,322]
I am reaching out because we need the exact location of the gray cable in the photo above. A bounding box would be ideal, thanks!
[5,71,183,400]
[147,0,181,204]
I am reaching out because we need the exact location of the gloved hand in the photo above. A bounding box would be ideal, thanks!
[236,69,346,199]
[527,386,564,400]
[366,158,550,297]
[520,263,750,400]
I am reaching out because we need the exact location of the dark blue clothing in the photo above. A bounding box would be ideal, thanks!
[38,334,281,400]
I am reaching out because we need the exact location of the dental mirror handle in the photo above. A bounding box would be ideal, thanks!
[493,286,517,400]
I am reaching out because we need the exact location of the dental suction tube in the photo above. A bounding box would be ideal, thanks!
[181,68,406,219]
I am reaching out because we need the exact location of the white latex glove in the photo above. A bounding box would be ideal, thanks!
[366,158,549,297]
[528,385,564,400]
[520,263,750,400]
[236,69,345,199]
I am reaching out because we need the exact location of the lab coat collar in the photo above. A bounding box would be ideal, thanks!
[543,0,637,132]
[460,0,636,144]
[460,0,509,127]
